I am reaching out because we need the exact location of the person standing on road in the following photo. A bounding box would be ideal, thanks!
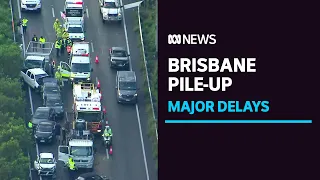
[55,70,63,87]
[55,39,61,57]
[21,17,28,34]
[39,36,46,49]
[66,157,77,179]
[28,121,33,129]
[61,127,66,145]
[49,60,55,77]
[60,37,65,55]
[53,19,60,32]
[55,123,61,144]
[32,35,38,52]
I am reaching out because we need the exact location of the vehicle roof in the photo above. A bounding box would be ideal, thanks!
[68,24,82,27]
[72,42,89,50]
[69,139,93,146]
[104,0,117,3]
[112,47,126,51]
[40,153,54,159]
[46,94,62,100]
[117,71,136,82]
[65,4,83,8]
[36,107,51,111]
[71,56,90,64]
[44,82,59,87]
[73,83,101,102]
[25,56,45,61]
[29,68,47,75]
[65,0,83,3]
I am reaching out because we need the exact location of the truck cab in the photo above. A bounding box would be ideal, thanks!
[64,0,85,24]
[99,0,122,23]
[21,0,41,12]
[21,68,48,91]
[58,139,94,170]
[24,56,46,70]
[59,42,92,83]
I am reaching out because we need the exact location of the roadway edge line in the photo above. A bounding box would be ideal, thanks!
[119,1,150,180]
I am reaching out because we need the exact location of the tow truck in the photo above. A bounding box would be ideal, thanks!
[73,82,105,135]
[23,41,54,74]
[59,42,92,84]
[58,117,95,171]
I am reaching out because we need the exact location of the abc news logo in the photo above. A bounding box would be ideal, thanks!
[168,34,216,45]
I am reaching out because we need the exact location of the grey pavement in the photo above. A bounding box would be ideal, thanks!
[18,0,157,179]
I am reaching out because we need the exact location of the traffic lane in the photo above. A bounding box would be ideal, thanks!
[122,1,158,179]
[21,1,55,43]
[85,1,149,180]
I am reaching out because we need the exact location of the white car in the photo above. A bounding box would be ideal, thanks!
[21,0,41,12]
[64,22,85,41]
[34,153,57,177]
[20,68,48,92]
[99,0,122,23]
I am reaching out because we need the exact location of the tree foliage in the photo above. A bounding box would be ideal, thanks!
[0,0,31,179]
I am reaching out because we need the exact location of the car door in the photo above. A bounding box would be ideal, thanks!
[30,73,36,88]
[59,62,71,79]
[58,146,69,164]
[25,71,32,86]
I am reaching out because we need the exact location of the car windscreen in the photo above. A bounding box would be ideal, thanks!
[104,2,116,8]
[68,26,83,33]
[35,74,48,81]
[66,8,83,17]
[77,112,100,122]
[37,125,53,132]
[34,110,49,119]
[70,146,93,156]
[119,81,137,90]
[112,50,127,57]
[46,98,63,106]
[71,63,90,72]
[39,158,54,164]
[25,60,43,69]
[44,86,59,93]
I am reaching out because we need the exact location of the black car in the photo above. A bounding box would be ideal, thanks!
[115,71,138,104]
[42,79,60,102]
[34,121,56,143]
[44,94,64,119]
[32,107,56,126]
[76,172,109,180]
[109,47,130,70]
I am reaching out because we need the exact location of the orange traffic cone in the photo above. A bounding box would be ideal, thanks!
[95,56,99,64]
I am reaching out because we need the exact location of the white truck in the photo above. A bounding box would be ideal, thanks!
[33,153,57,178]
[59,42,92,84]
[58,139,94,171]
[21,0,42,12]
[99,0,122,23]
[64,0,85,26]
[64,19,85,41]
[73,83,104,135]
[23,41,54,74]
[20,68,48,92]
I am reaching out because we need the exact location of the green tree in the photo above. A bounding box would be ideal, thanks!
[0,92,25,119]
[0,44,23,78]
[0,139,30,180]
[0,78,24,99]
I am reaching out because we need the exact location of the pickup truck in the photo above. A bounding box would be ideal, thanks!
[21,68,48,92]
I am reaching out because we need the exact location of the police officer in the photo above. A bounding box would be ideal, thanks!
[53,19,60,32]
[55,39,61,57]
[55,69,62,87]
[39,36,46,49]
[66,157,77,179]
[21,17,28,34]
[28,121,33,129]
[49,60,55,77]
[31,35,38,51]
[60,37,65,54]
[56,26,63,39]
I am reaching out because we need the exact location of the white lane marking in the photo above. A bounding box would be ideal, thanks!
[91,42,94,52]
[86,6,89,18]
[120,1,150,180]
[52,7,55,17]
[106,149,109,159]
[28,87,41,180]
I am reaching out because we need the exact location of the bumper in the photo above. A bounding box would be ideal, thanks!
[110,62,129,69]
[118,96,137,104]
[71,77,91,83]
[21,4,41,11]
[35,137,54,143]
[75,163,94,169]
[38,170,55,176]
[103,16,122,21]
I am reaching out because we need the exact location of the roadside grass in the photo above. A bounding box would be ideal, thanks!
[134,4,158,170]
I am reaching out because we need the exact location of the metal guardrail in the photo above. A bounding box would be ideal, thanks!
[137,3,158,140]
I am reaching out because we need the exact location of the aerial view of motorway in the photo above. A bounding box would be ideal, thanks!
[15,0,157,179]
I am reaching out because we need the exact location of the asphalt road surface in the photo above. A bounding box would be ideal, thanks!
[18,0,157,179]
